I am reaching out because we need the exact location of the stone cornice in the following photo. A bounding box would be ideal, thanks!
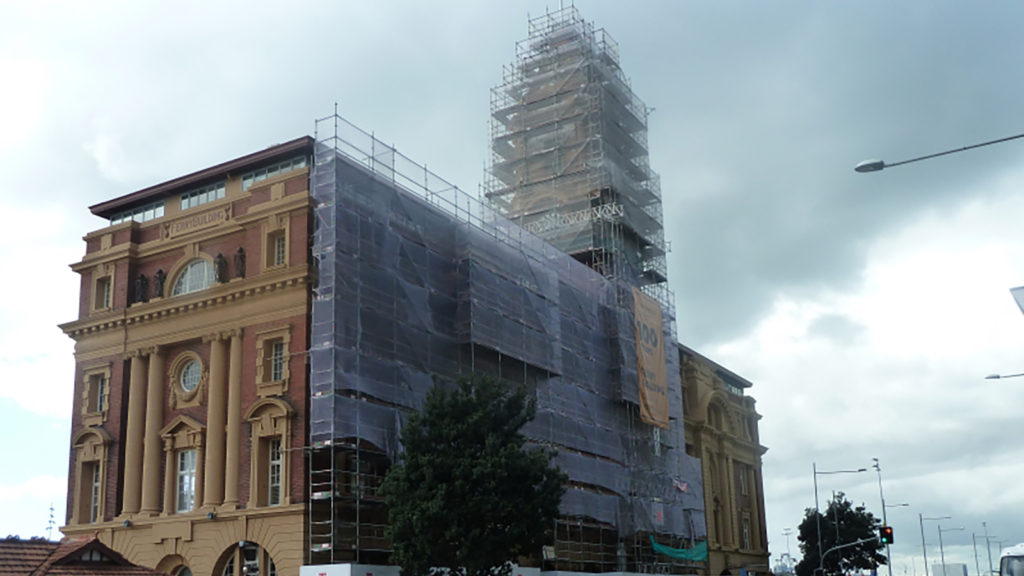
[60,266,311,340]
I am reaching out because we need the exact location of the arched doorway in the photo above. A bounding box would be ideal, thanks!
[216,541,277,576]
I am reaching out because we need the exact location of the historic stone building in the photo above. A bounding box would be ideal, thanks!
[60,137,315,576]
[679,344,769,576]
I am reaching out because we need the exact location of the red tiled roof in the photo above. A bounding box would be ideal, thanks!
[0,536,167,576]
[0,539,57,576]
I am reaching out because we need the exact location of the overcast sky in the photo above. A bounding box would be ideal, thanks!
[2,1,1023,571]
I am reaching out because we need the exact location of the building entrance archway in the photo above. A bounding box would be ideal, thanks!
[216,541,276,576]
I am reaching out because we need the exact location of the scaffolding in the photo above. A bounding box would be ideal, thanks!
[486,6,669,309]
[307,109,703,572]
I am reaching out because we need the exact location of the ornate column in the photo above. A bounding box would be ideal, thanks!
[121,351,148,515]
[224,329,243,508]
[140,347,165,515]
[203,334,228,507]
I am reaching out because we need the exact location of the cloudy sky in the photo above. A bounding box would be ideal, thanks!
[2,0,1023,571]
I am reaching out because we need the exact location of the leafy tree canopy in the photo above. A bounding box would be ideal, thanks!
[380,375,568,576]
[795,492,886,576]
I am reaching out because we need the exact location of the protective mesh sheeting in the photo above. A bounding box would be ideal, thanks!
[561,488,621,527]
[311,114,705,541]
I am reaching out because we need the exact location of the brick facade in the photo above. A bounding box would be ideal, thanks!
[61,137,315,576]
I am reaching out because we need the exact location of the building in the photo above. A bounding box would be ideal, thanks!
[60,138,315,576]
[679,345,769,576]
[60,111,706,575]
[56,8,754,576]
[0,536,167,576]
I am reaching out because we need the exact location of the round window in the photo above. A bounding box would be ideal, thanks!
[180,360,201,392]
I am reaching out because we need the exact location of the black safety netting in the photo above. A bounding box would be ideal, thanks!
[309,116,705,541]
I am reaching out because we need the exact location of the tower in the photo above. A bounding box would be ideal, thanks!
[487,7,668,303]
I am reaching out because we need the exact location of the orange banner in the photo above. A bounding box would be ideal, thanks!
[633,287,668,429]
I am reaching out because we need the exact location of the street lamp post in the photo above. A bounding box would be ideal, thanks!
[813,463,868,575]
[920,515,953,576]
[783,528,794,572]
[974,533,983,576]
[983,522,995,575]
[854,133,1024,173]
[938,525,966,576]
[874,458,894,576]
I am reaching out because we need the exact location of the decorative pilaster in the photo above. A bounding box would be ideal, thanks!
[121,351,148,515]
[203,334,228,507]
[162,437,175,515]
[224,329,243,508]
[140,347,165,515]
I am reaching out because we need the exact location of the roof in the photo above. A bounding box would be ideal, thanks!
[0,536,168,576]
[89,135,315,219]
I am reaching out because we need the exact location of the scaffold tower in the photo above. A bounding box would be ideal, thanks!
[486,6,669,307]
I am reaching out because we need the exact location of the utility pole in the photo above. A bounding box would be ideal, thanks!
[974,533,982,576]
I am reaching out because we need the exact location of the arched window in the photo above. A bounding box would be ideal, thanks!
[172,259,215,296]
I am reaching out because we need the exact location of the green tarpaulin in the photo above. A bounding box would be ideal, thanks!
[649,536,708,562]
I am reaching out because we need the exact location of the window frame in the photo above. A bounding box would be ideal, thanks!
[89,462,101,523]
[268,437,282,506]
[179,181,226,211]
[81,365,112,426]
[160,415,206,516]
[261,214,291,273]
[180,360,202,393]
[110,200,165,225]
[176,448,197,513]
[255,326,291,397]
[270,340,285,382]
[245,398,293,508]
[171,259,216,297]
[71,428,111,526]
[168,352,206,409]
[241,155,308,191]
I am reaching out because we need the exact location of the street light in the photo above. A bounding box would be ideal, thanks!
[939,525,966,576]
[985,373,1024,380]
[874,458,895,576]
[921,515,953,576]
[854,133,1024,173]
[983,522,995,575]
[814,463,868,575]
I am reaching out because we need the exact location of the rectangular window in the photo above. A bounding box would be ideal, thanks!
[89,463,101,523]
[94,277,111,310]
[268,438,282,506]
[742,517,751,550]
[242,155,308,190]
[180,182,226,211]
[740,466,749,496]
[270,340,285,381]
[273,233,286,266]
[86,374,107,413]
[110,201,165,225]
[176,449,197,513]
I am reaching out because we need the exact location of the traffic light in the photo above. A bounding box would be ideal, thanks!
[879,525,894,544]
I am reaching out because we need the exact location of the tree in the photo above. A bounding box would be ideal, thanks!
[795,492,886,576]
[380,375,567,576]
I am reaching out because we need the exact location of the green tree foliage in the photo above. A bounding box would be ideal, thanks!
[380,375,568,576]
[795,492,887,576]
